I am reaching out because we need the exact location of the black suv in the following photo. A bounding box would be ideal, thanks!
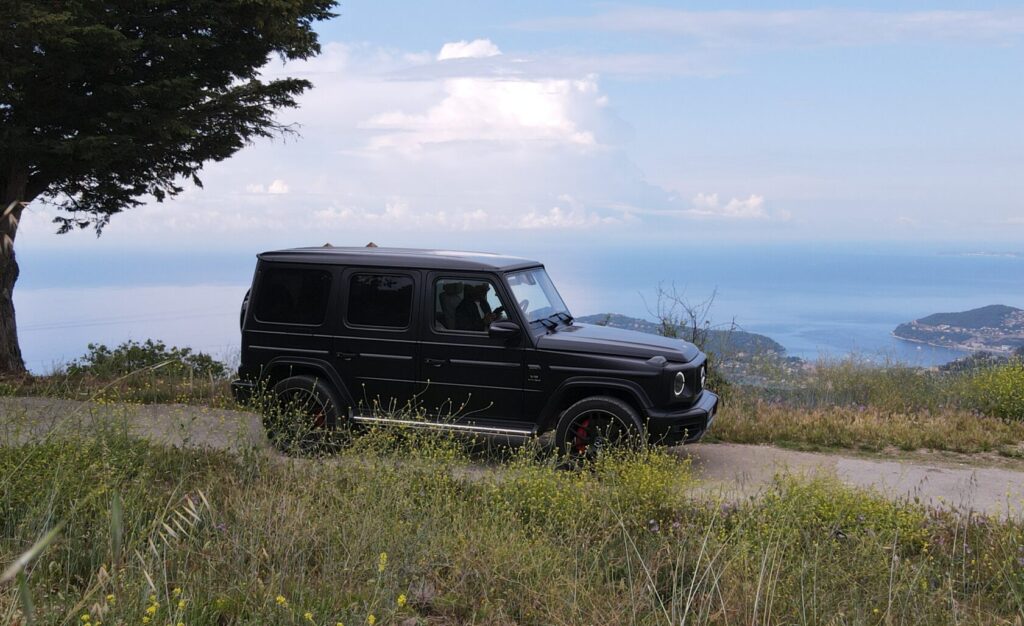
[232,247,719,454]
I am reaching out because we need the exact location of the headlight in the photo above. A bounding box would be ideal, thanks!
[673,371,686,396]
[699,365,707,390]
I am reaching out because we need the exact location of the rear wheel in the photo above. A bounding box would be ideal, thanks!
[554,395,645,464]
[265,375,346,454]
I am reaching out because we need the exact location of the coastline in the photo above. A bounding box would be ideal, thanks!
[890,331,1004,356]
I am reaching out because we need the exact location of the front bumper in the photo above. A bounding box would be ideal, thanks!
[645,390,719,445]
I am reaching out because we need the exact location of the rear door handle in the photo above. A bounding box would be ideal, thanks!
[337,351,358,360]
[425,358,446,367]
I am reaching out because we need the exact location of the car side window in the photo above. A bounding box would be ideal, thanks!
[347,273,414,329]
[434,278,508,333]
[253,267,332,325]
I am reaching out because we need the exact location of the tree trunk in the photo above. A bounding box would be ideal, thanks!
[0,242,24,376]
[0,167,28,377]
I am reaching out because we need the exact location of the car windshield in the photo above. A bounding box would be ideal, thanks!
[505,267,571,324]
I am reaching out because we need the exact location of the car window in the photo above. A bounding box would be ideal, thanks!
[253,268,332,325]
[347,273,414,328]
[434,278,508,332]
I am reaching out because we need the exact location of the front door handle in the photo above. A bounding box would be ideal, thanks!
[337,351,358,361]
[425,358,446,367]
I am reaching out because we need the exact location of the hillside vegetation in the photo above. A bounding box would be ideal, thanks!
[4,338,1024,456]
[894,304,1024,353]
[3,419,1024,625]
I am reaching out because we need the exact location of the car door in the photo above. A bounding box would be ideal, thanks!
[417,272,526,423]
[332,269,420,416]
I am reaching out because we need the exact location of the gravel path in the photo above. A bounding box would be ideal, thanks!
[4,396,1023,518]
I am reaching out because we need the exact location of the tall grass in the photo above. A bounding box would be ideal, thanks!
[3,415,1024,625]
[710,356,1024,454]
[0,339,234,406]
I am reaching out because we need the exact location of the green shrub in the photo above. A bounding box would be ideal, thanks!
[66,339,227,379]
[966,359,1024,420]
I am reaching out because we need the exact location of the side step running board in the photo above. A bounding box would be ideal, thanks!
[351,414,536,437]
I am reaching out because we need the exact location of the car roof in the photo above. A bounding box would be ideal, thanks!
[257,246,542,272]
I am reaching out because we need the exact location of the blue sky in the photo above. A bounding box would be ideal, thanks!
[19,1,1024,253]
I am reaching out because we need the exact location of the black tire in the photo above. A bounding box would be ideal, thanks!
[265,375,345,454]
[553,395,646,463]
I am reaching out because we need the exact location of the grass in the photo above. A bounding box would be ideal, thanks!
[707,357,1024,456]
[712,394,1024,456]
[0,339,235,407]
[1,370,234,407]
[4,339,1024,457]
[3,409,1024,625]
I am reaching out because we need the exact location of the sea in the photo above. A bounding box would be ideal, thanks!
[15,241,1024,374]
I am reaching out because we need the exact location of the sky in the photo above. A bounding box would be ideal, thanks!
[17,1,1024,256]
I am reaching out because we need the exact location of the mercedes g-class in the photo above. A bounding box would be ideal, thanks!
[232,247,719,455]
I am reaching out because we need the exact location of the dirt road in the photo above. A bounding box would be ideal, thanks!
[4,396,1023,518]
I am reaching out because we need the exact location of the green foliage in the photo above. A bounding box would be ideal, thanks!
[752,475,929,551]
[3,424,1024,624]
[965,359,1024,420]
[1,0,336,229]
[3,340,234,405]
[66,339,227,379]
[713,356,1024,452]
[799,358,949,413]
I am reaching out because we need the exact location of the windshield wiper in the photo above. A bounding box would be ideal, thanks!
[554,311,574,326]
[530,317,559,333]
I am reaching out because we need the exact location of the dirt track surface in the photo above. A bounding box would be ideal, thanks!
[4,396,1024,518]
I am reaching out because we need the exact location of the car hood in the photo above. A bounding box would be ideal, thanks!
[536,322,700,363]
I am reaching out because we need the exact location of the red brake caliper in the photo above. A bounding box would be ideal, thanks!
[574,418,591,453]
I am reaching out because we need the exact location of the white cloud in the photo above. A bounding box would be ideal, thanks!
[313,200,491,231]
[688,193,769,219]
[17,40,718,246]
[267,179,289,194]
[437,39,502,61]
[517,195,622,229]
[244,179,289,194]
[518,9,1024,47]
[361,77,600,152]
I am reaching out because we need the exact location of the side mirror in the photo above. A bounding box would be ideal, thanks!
[488,320,521,340]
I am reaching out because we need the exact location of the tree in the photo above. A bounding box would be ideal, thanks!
[0,0,337,375]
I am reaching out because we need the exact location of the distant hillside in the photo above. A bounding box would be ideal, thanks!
[576,313,785,360]
[916,305,1021,330]
[894,305,1024,354]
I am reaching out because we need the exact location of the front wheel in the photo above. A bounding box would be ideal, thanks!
[553,396,645,463]
[265,375,346,454]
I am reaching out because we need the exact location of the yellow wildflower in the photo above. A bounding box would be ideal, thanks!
[81,614,90,622]
[173,587,182,596]
[304,611,314,621]
[142,618,150,625]
[149,594,157,603]
[367,615,376,626]
[146,605,157,616]
[377,552,387,573]
[397,594,407,608]
[178,600,186,609]
[275,595,288,607]
[106,594,116,605]
[336,622,345,626]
